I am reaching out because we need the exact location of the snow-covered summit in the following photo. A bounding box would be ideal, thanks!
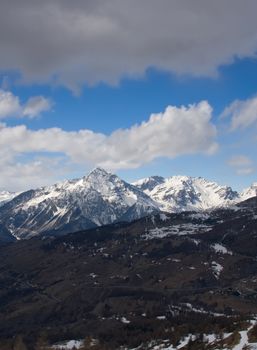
[133,176,165,193]
[133,175,240,212]
[0,168,159,239]
[240,182,257,201]
[0,168,256,241]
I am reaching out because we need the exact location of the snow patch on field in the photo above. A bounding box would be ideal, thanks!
[55,320,257,350]
[211,243,233,255]
[52,339,83,349]
[159,213,169,221]
[121,316,131,324]
[156,315,166,320]
[189,212,210,220]
[143,223,212,239]
[125,319,257,349]
[212,261,223,278]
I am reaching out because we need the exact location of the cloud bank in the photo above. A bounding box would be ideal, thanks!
[222,96,257,130]
[0,101,217,190]
[0,90,52,119]
[0,0,257,90]
[228,155,254,176]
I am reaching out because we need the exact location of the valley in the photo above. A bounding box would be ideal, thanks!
[0,196,257,348]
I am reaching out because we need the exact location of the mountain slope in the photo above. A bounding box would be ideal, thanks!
[132,176,165,192]
[0,197,257,348]
[241,182,257,201]
[0,168,159,240]
[133,175,240,212]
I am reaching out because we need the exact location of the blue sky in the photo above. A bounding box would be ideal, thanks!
[0,1,257,191]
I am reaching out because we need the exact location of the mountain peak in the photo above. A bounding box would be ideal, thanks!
[83,167,114,183]
[0,167,160,239]
[87,167,110,177]
[241,182,257,201]
[134,174,240,212]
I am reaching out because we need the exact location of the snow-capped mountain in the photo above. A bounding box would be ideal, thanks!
[0,168,256,241]
[133,175,240,212]
[241,182,257,201]
[0,191,18,207]
[0,168,159,240]
[133,176,165,192]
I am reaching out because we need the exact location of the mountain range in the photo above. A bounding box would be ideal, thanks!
[0,167,256,241]
[0,169,257,348]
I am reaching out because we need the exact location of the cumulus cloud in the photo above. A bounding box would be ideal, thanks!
[0,101,218,190]
[0,90,21,118]
[236,168,254,175]
[0,156,72,192]
[222,96,257,130]
[22,96,52,118]
[0,0,257,90]
[228,155,252,167]
[228,155,254,176]
[0,90,51,119]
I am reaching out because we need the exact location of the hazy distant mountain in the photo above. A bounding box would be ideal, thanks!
[0,191,18,207]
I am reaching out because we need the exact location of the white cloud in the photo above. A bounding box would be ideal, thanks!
[222,96,257,130]
[0,90,21,118]
[228,155,252,167]
[0,101,218,190]
[236,167,254,175]
[228,155,254,176]
[23,96,52,118]
[0,1,257,90]
[0,156,72,192]
[0,89,51,119]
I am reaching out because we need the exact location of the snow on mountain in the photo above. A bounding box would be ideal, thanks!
[0,168,159,239]
[240,182,257,201]
[133,176,165,193]
[0,191,18,207]
[133,175,240,212]
[0,168,256,241]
